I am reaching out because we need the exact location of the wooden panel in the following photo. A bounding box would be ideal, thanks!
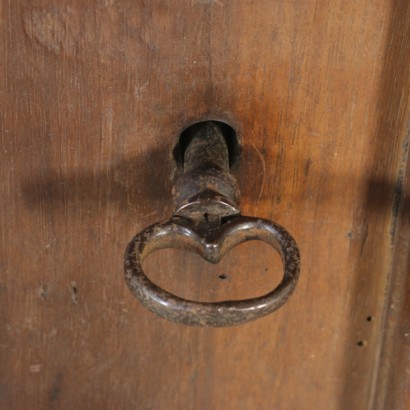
[1,1,409,409]
[374,145,410,410]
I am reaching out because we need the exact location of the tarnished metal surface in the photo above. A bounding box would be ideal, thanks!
[172,122,240,226]
[124,121,301,326]
[124,215,300,327]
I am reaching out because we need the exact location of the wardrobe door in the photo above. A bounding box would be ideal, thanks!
[1,1,409,409]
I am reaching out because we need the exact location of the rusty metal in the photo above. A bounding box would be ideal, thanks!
[124,121,300,327]
[172,122,240,228]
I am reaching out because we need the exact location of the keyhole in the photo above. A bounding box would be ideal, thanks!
[174,121,239,169]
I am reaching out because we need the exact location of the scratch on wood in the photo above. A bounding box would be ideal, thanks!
[37,283,48,300]
[192,0,224,6]
[252,143,266,212]
[23,8,76,55]
[29,364,42,373]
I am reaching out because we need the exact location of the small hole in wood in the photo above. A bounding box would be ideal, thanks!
[70,282,78,304]
[218,274,228,280]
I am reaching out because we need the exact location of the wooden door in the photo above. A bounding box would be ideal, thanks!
[1,1,409,409]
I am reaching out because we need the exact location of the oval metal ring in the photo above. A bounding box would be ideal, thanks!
[124,216,300,327]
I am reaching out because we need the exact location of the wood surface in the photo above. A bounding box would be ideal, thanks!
[1,1,409,409]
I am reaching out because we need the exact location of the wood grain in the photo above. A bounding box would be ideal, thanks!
[1,1,409,409]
